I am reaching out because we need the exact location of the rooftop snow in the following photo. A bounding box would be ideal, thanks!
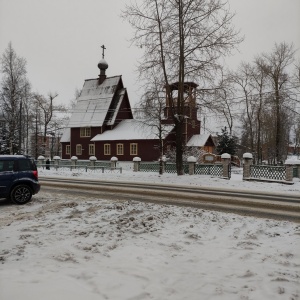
[91,119,174,141]
[67,76,121,128]
[186,134,211,147]
[60,128,70,143]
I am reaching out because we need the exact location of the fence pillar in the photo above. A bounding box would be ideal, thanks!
[133,157,141,172]
[111,156,118,169]
[53,156,61,170]
[187,156,196,175]
[89,156,97,169]
[243,153,253,180]
[71,156,78,170]
[161,155,167,174]
[37,155,45,169]
[284,163,293,182]
[221,153,231,179]
[285,158,300,181]
[285,159,300,179]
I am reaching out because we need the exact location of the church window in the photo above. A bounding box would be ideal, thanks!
[80,127,91,137]
[66,145,71,155]
[89,144,95,156]
[104,144,111,155]
[76,144,82,155]
[117,144,124,155]
[130,143,138,156]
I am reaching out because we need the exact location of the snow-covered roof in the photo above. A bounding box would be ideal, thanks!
[60,128,70,143]
[106,89,126,126]
[186,134,212,147]
[67,76,121,128]
[91,119,174,141]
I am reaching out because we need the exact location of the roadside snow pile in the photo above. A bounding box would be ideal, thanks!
[1,191,299,300]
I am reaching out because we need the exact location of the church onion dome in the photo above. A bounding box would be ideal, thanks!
[98,59,108,70]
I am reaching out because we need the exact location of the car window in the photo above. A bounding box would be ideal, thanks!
[0,160,15,172]
[18,159,32,171]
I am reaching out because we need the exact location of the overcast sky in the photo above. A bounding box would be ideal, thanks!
[1,0,300,115]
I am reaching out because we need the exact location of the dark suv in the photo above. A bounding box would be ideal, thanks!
[0,155,40,204]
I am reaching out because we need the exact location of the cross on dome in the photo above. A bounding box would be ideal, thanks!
[101,44,106,59]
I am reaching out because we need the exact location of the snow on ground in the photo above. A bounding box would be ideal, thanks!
[0,167,300,300]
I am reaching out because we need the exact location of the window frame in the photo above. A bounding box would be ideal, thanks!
[76,144,82,155]
[130,143,138,156]
[66,145,71,155]
[104,144,111,156]
[89,144,95,156]
[116,143,124,155]
[80,127,91,137]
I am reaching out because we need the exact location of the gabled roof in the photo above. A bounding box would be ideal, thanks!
[186,134,213,147]
[91,119,174,141]
[106,88,126,126]
[67,76,121,128]
[60,127,70,143]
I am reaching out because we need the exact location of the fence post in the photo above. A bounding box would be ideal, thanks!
[187,156,196,175]
[284,158,300,182]
[221,153,231,179]
[284,163,293,182]
[243,153,253,180]
[71,156,78,170]
[285,159,300,179]
[89,156,97,171]
[161,155,167,174]
[133,157,141,172]
[111,156,118,169]
[37,155,45,169]
[53,156,61,170]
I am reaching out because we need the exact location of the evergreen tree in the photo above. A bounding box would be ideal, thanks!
[216,127,237,156]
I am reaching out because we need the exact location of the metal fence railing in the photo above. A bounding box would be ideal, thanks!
[165,163,189,174]
[139,162,161,172]
[250,165,286,181]
[38,164,122,173]
[195,164,223,177]
[293,167,299,178]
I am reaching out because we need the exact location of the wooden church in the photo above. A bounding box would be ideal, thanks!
[60,49,215,161]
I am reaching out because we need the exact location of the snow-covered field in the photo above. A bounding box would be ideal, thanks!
[1,167,300,300]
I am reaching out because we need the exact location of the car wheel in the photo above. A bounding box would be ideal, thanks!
[10,185,33,205]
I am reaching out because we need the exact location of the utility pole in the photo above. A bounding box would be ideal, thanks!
[35,105,38,159]
[18,98,22,154]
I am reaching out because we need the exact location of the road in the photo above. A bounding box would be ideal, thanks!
[39,176,300,223]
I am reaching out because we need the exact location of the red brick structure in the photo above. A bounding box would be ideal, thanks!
[60,55,214,161]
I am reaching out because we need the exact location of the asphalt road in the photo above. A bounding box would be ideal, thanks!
[39,176,300,223]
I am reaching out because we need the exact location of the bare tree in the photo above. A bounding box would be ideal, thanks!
[229,62,257,153]
[259,42,296,163]
[34,92,59,156]
[208,71,239,135]
[137,72,172,174]
[123,0,242,175]
[0,42,29,154]
[250,57,269,162]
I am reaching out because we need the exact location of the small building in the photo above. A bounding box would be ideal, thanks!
[186,133,216,154]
